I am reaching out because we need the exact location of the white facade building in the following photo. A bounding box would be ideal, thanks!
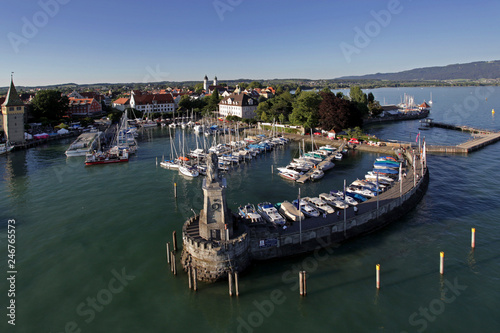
[218,93,258,119]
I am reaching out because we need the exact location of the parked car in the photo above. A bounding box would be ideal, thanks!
[348,138,360,144]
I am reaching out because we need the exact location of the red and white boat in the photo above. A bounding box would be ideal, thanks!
[85,146,129,165]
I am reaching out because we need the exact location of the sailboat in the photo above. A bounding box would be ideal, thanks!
[178,128,199,177]
[160,126,180,169]
[429,92,433,105]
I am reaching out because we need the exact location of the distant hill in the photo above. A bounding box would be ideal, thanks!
[339,60,500,81]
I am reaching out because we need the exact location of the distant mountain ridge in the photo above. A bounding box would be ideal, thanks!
[339,60,500,81]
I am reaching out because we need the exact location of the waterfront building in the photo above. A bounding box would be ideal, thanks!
[112,97,130,111]
[1,76,25,144]
[67,97,103,117]
[218,92,258,119]
[130,92,176,114]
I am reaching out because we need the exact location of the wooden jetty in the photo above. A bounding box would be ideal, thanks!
[296,144,345,184]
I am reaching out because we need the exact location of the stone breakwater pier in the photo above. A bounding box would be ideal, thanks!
[181,151,428,283]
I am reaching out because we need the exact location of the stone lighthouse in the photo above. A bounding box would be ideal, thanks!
[181,152,250,282]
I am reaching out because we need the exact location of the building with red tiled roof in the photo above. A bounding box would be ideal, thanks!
[218,92,258,119]
[67,98,102,117]
[112,97,130,111]
[130,93,176,114]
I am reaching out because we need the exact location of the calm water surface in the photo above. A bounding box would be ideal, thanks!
[1,87,499,332]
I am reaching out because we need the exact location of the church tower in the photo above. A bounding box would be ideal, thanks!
[1,75,25,144]
[203,75,208,91]
[213,75,218,87]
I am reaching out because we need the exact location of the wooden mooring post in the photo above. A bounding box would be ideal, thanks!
[174,182,177,198]
[188,265,192,289]
[228,272,234,297]
[166,242,171,264]
[173,231,178,252]
[471,228,476,249]
[235,272,240,296]
[299,271,307,296]
[192,267,197,291]
[376,264,380,289]
[439,251,444,275]
[171,251,177,275]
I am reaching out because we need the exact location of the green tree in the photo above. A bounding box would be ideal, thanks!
[294,86,302,97]
[31,90,69,120]
[289,91,322,129]
[178,94,192,110]
[194,83,204,94]
[248,81,262,89]
[108,112,122,123]
[321,86,331,93]
[367,92,375,103]
[349,85,367,104]
[349,85,369,117]
[275,85,284,95]
[318,91,363,132]
[238,82,249,90]
[204,89,220,113]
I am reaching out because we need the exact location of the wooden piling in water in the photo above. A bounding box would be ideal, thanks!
[235,272,239,296]
[193,267,197,291]
[188,265,192,289]
[471,228,476,249]
[166,242,170,264]
[172,251,177,275]
[302,271,307,296]
[439,251,444,275]
[173,231,178,252]
[299,271,307,296]
[174,182,177,198]
[376,264,380,289]
[228,272,234,297]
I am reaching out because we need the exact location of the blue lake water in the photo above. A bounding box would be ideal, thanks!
[1,86,499,332]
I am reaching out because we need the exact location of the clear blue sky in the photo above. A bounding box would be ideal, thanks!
[1,0,499,86]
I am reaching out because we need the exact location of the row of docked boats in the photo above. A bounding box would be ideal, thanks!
[277,143,345,182]
[84,114,138,166]
[160,130,290,178]
[238,155,402,227]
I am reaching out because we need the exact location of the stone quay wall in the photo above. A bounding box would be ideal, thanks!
[181,216,251,282]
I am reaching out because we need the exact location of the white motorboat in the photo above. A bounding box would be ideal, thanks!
[334,153,343,160]
[179,165,199,177]
[319,193,349,209]
[303,197,335,214]
[310,169,324,181]
[257,202,286,226]
[239,204,264,223]
[278,170,299,181]
[292,199,320,218]
[160,160,180,169]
